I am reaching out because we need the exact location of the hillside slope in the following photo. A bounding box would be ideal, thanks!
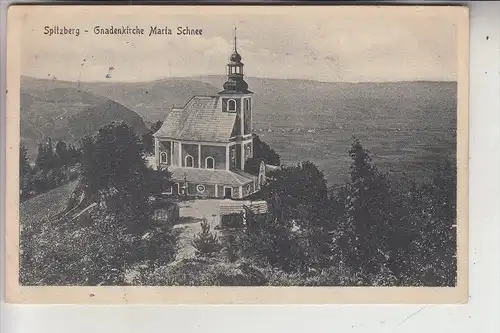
[20,83,149,158]
[67,99,149,138]
[21,76,220,122]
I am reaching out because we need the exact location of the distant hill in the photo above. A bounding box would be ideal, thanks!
[67,99,149,138]
[20,75,457,186]
[82,79,221,121]
[20,80,150,159]
[21,75,457,125]
[21,76,220,122]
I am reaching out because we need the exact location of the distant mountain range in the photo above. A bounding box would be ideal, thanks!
[20,75,457,166]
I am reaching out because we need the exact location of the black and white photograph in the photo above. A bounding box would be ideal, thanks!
[5,5,468,303]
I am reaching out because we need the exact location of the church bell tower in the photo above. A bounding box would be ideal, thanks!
[219,28,254,171]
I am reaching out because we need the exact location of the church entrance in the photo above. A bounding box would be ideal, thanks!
[224,187,233,199]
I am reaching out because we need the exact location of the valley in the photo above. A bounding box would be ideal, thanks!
[20,76,457,186]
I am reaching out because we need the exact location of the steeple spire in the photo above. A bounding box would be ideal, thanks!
[234,27,237,52]
[221,28,249,93]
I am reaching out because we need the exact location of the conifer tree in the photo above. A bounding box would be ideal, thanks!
[35,142,46,170]
[55,140,68,167]
[46,138,55,169]
[343,137,394,276]
[35,138,56,171]
[20,143,32,197]
[192,218,222,258]
[20,143,30,178]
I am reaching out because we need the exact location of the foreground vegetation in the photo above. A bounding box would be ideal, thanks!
[20,122,456,287]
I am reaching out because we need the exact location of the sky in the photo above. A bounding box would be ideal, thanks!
[18,6,464,83]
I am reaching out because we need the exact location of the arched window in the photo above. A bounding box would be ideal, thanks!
[185,155,194,168]
[160,152,168,164]
[227,99,236,112]
[230,147,236,167]
[205,156,215,169]
[245,98,251,111]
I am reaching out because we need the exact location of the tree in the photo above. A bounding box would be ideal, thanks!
[35,138,56,171]
[340,137,395,277]
[67,144,83,165]
[244,135,281,175]
[21,122,178,286]
[261,161,329,228]
[142,120,163,154]
[20,143,32,197]
[393,160,457,286]
[35,142,44,169]
[45,139,55,169]
[192,219,222,258]
[81,121,172,231]
[20,143,30,178]
[55,140,68,167]
[236,217,310,273]
[237,161,333,272]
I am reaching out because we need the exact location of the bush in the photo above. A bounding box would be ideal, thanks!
[223,232,238,262]
[135,257,268,286]
[30,165,80,195]
[220,213,244,229]
[20,203,179,286]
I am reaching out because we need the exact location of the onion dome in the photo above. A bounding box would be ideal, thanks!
[229,50,242,63]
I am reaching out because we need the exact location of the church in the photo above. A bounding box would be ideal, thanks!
[153,31,265,199]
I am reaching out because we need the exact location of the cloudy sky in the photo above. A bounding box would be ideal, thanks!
[19,6,464,83]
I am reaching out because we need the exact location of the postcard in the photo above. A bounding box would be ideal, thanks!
[5,5,469,303]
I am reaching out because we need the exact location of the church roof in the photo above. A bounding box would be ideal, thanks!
[169,167,257,186]
[153,96,236,142]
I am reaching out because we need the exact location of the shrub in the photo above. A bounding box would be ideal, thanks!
[220,212,244,229]
[135,257,268,286]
